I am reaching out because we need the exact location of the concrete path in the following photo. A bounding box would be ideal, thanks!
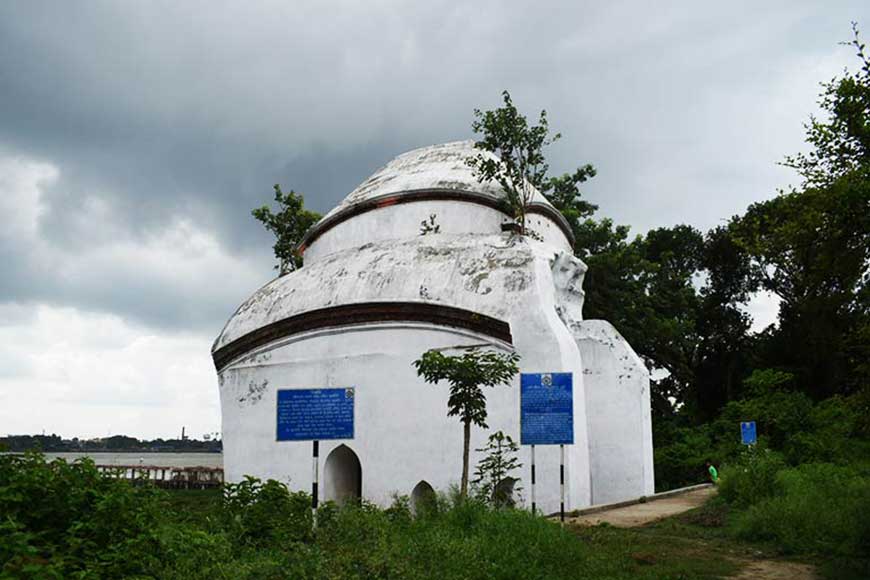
[568,486,717,527]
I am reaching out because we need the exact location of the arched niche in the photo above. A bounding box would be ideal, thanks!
[493,477,520,508]
[410,480,436,515]
[323,444,362,505]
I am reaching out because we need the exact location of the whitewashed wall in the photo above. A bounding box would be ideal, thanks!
[220,319,589,513]
[574,320,655,503]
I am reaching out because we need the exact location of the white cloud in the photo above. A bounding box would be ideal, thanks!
[0,154,270,438]
[0,304,219,439]
[0,152,271,329]
[0,156,57,239]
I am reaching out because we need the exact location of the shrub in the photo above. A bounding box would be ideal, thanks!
[0,451,164,578]
[221,475,313,548]
[730,463,870,559]
[653,424,717,491]
[471,430,523,507]
[718,446,786,507]
[654,379,870,492]
[314,491,620,580]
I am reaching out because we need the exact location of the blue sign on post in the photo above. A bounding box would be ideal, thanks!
[741,421,757,445]
[276,388,355,441]
[520,373,574,445]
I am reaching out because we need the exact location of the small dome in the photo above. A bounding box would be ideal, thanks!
[299,141,572,259]
[319,140,555,222]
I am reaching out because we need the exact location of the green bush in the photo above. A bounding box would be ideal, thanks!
[654,376,870,492]
[3,454,653,579]
[0,451,166,578]
[221,475,313,548]
[729,463,870,559]
[8,450,867,578]
[718,381,814,462]
[718,447,786,507]
[785,395,870,464]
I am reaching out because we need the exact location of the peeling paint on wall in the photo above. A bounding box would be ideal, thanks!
[238,378,269,406]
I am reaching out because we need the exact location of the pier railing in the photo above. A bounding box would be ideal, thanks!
[96,464,224,489]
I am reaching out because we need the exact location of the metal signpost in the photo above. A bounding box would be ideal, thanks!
[277,387,355,520]
[740,421,757,446]
[520,372,573,524]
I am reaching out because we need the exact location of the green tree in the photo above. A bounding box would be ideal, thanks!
[465,92,758,421]
[784,23,870,187]
[472,430,522,507]
[730,181,869,398]
[467,90,562,235]
[581,224,725,419]
[730,26,870,398]
[412,348,520,498]
[542,165,600,254]
[252,184,321,275]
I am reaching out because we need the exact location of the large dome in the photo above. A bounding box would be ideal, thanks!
[299,141,573,261]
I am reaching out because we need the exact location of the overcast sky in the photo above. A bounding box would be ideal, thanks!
[0,1,866,439]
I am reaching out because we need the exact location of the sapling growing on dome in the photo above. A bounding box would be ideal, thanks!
[466,91,557,236]
[466,90,599,249]
[252,184,321,275]
[412,347,520,499]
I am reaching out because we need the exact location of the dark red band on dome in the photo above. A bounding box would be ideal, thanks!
[296,188,574,255]
[212,301,513,371]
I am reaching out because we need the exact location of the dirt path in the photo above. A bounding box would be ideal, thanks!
[568,486,717,527]
[732,560,817,579]
[567,487,818,579]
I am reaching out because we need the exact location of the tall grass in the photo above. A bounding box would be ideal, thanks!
[727,463,870,557]
[719,451,870,577]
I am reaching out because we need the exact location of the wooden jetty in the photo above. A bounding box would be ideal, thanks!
[96,464,224,489]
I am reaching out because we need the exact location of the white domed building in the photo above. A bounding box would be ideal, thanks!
[213,141,654,512]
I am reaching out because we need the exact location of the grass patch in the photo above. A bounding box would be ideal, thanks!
[569,523,742,579]
[721,460,870,580]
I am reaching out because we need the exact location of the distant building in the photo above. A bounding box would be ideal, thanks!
[213,141,653,511]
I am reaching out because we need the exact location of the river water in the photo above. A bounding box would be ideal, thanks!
[40,452,223,468]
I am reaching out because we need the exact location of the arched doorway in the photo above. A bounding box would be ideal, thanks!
[410,480,436,515]
[324,444,362,504]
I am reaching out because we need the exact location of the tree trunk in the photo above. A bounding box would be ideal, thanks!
[461,419,471,498]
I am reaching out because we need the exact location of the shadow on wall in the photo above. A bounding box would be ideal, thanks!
[324,444,362,505]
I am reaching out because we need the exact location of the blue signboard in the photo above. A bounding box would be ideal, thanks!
[276,388,355,441]
[741,421,757,445]
[520,373,574,445]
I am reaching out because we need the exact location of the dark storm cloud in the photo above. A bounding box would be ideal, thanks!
[0,0,866,331]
